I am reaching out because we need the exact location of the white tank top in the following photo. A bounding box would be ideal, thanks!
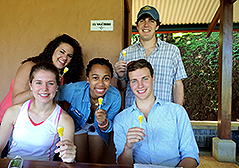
[8,100,62,161]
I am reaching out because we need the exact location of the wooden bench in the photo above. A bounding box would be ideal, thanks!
[190,121,239,130]
[190,121,239,148]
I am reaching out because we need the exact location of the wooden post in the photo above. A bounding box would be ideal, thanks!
[217,0,233,139]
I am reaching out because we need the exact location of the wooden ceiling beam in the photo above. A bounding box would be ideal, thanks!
[207,0,237,37]
[207,5,221,37]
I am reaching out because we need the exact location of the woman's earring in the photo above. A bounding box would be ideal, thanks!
[30,87,32,90]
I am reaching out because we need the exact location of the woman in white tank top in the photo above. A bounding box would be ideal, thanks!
[0,62,76,163]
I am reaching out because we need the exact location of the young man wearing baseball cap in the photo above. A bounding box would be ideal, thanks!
[114,5,187,108]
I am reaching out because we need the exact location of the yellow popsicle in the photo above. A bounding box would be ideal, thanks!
[138,115,143,123]
[98,97,103,106]
[57,126,64,139]
[122,50,126,57]
[63,67,69,74]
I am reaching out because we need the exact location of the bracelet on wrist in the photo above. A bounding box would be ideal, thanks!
[97,119,107,125]
[98,119,109,128]
[118,75,125,81]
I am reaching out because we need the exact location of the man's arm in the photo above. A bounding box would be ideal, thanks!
[118,145,134,165]
[173,79,184,106]
[114,60,127,91]
[117,77,127,91]
[177,157,198,168]
[117,127,145,165]
[176,105,200,167]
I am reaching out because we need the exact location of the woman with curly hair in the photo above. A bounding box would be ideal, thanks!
[0,34,84,123]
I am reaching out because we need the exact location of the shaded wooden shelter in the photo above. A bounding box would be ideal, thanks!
[130,0,238,161]
[132,0,239,33]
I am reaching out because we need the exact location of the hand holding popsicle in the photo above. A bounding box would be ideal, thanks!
[96,97,107,124]
[55,139,76,163]
[96,97,109,129]
[114,60,127,79]
[125,127,145,150]
[56,126,76,163]
[138,115,143,128]
[95,108,107,124]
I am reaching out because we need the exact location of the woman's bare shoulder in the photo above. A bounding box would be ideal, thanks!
[4,103,23,124]
[60,109,73,122]
[16,61,35,73]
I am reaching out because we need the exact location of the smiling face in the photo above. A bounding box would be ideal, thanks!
[129,67,155,101]
[136,17,159,42]
[30,69,58,104]
[87,64,111,99]
[52,42,74,70]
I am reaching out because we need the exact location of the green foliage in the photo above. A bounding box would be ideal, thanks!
[172,32,239,120]
[131,32,239,120]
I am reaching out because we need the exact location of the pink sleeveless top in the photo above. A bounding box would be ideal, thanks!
[0,78,15,123]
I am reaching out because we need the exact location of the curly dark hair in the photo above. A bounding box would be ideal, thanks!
[22,34,84,84]
[86,58,113,78]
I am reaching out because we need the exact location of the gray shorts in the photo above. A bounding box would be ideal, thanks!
[75,123,99,136]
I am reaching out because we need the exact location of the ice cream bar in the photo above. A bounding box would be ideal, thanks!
[57,126,64,140]
[138,115,143,128]
[63,67,69,74]
[122,50,126,57]
[98,97,103,109]
[138,115,143,123]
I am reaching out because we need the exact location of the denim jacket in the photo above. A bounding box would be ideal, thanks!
[56,81,121,145]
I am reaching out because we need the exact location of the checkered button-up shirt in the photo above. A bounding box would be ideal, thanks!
[119,38,187,108]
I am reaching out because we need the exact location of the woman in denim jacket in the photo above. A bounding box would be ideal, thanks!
[56,58,121,163]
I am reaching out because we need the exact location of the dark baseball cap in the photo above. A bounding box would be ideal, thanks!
[137,5,160,21]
